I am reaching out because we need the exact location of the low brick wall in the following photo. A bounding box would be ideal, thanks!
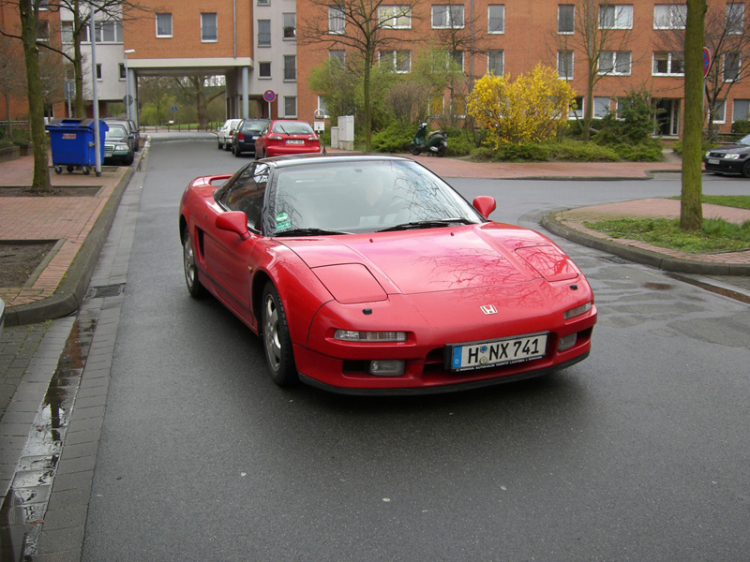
[0,145,20,164]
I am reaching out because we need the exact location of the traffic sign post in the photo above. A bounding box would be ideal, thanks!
[702,48,711,116]
[263,90,276,119]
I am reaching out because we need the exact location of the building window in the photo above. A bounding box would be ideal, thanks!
[429,95,445,117]
[39,0,48,9]
[432,5,464,29]
[258,20,271,46]
[653,52,684,75]
[36,21,49,42]
[284,55,296,81]
[600,4,633,29]
[62,21,74,43]
[257,0,270,4]
[599,51,631,75]
[487,50,504,75]
[734,99,750,122]
[119,63,126,80]
[96,63,102,80]
[712,100,726,123]
[201,13,218,42]
[724,53,741,82]
[380,50,411,73]
[727,4,745,34]
[317,96,329,117]
[259,62,271,78]
[156,13,172,38]
[558,50,574,80]
[569,96,584,119]
[329,50,345,68]
[283,13,296,39]
[453,51,464,72]
[329,7,345,34]
[451,95,467,118]
[379,6,412,29]
[97,20,123,43]
[284,96,297,118]
[488,5,504,33]
[654,4,686,29]
[593,97,610,119]
[558,5,575,34]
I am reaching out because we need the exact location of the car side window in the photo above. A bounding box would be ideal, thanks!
[221,163,269,231]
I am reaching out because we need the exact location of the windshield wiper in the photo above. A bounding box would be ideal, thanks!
[377,218,474,232]
[274,227,347,237]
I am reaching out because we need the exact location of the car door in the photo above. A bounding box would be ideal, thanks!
[202,163,270,323]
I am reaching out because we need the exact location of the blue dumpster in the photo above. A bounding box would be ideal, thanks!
[45,119,108,175]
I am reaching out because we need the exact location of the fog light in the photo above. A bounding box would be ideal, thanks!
[558,333,577,352]
[369,360,405,377]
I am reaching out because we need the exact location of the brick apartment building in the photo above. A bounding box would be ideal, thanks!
[2,0,750,137]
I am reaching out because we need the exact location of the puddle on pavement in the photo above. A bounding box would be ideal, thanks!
[643,282,674,291]
[0,316,96,562]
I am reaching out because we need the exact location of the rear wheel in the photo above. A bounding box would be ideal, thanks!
[742,160,750,179]
[261,282,298,386]
[234,145,241,157]
[436,144,447,157]
[183,227,207,298]
[218,140,223,150]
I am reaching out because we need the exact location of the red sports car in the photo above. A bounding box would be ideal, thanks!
[253,120,321,158]
[179,155,596,395]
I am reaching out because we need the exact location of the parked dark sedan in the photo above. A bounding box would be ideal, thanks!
[233,119,270,157]
[103,123,135,166]
[704,134,750,178]
[104,118,140,151]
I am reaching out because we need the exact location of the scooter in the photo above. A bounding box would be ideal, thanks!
[409,123,448,157]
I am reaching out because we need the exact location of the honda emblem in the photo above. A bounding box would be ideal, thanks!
[481,305,498,315]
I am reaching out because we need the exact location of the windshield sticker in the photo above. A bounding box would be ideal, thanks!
[276,213,291,232]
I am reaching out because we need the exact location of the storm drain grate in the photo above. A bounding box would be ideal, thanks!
[86,283,125,299]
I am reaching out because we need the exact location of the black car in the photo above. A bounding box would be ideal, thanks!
[104,118,140,151]
[232,118,269,157]
[704,134,750,178]
[103,123,135,166]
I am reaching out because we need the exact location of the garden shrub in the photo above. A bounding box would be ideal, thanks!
[731,120,750,135]
[372,121,419,153]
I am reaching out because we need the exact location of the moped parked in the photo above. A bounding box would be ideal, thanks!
[408,123,447,157]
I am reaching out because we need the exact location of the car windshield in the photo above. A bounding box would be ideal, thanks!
[106,125,128,140]
[273,122,313,135]
[243,121,266,133]
[268,160,483,236]
[739,134,750,146]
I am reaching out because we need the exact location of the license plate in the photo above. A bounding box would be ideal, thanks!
[104,152,112,158]
[708,158,720,165]
[287,139,304,145]
[448,333,547,372]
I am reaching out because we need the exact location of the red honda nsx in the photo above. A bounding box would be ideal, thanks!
[179,155,597,395]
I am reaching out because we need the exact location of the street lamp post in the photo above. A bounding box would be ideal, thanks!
[124,49,135,122]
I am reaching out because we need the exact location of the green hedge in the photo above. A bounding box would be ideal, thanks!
[732,120,750,135]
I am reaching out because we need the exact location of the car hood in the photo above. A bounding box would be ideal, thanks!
[280,224,581,302]
[709,144,750,155]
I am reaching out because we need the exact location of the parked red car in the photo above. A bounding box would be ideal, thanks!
[179,155,596,395]
[253,120,321,158]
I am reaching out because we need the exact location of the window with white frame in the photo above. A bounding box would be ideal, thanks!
[558,50,574,79]
[39,0,49,9]
[284,96,297,118]
[284,55,296,81]
[453,50,464,71]
[61,21,75,43]
[379,6,411,28]
[258,20,271,46]
[712,100,726,123]
[329,50,346,67]
[432,5,464,28]
[599,51,631,75]
[726,3,745,34]
[259,62,271,78]
[380,50,411,73]
[329,7,345,34]
[724,53,741,82]
[653,52,684,75]
[201,13,217,42]
[558,5,575,33]
[317,96,329,117]
[257,0,270,5]
[156,13,172,38]
[734,99,750,122]
[96,20,123,43]
[599,4,633,29]
[593,97,610,118]
[487,50,504,75]
[119,63,126,80]
[283,13,296,39]
[654,4,686,29]
[569,96,584,119]
[96,63,102,80]
[488,5,505,33]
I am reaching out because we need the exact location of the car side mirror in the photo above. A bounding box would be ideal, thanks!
[473,196,497,219]
[216,211,251,240]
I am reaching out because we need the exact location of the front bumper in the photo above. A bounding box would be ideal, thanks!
[703,156,748,175]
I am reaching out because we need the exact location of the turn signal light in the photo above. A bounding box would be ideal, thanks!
[564,302,592,320]
[334,330,407,342]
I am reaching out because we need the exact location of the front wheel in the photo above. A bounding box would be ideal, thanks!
[183,227,207,298]
[742,160,750,179]
[409,145,421,156]
[261,282,298,387]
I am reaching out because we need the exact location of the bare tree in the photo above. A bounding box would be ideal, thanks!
[0,34,27,135]
[173,76,226,129]
[553,0,639,141]
[298,0,422,150]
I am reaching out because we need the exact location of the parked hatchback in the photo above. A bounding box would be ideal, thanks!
[217,118,243,151]
[704,134,750,178]
[253,120,321,158]
[232,118,270,157]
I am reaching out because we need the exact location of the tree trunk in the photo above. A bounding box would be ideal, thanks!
[363,53,372,152]
[20,0,51,193]
[680,0,706,232]
[73,0,85,117]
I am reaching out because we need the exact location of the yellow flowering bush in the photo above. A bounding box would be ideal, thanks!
[467,64,576,148]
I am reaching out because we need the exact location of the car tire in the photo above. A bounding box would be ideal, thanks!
[218,141,223,150]
[261,282,298,387]
[234,145,241,157]
[124,154,134,166]
[409,146,420,156]
[183,227,207,299]
[436,144,447,157]
[742,160,750,179]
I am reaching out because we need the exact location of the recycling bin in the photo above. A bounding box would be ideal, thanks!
[45,118,108,175]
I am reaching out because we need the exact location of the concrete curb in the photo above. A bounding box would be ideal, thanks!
[541,212,750,276]
[4,162,138,327]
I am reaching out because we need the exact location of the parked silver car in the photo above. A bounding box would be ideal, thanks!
[217,119,243,151]
[0,297,5,341]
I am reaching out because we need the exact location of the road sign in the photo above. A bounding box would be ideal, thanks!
[171,105,178,112]
[703,47,711,78]
[263,90,276,103]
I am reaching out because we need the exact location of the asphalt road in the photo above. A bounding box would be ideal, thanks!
[82,137,750,561]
